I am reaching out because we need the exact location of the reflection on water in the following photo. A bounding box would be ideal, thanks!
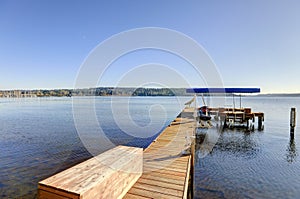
[286,136,297,163]
[195,128,300,198]
[196,129,261,160]
[195,125,262,160]
[214,131,261,159]
[195,128,220,159]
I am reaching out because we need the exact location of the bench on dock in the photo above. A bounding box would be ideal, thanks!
[38,146,143,199]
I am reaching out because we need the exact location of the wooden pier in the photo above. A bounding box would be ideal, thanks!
[124,108,194,199]
[38,108,195,199]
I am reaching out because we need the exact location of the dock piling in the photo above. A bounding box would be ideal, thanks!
[290,108,296,135]
[258,116,263,131]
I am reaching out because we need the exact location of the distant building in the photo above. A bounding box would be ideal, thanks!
[0,90,36,98]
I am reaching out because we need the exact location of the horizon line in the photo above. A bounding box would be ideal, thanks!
[0,87,300,95]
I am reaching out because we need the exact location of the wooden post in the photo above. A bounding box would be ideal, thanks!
[232,94,235,111]
[258,116,263,130]
[290,108,296,135]
[239,94,242,109]
[194,94,197,110]
[222,116,227,129]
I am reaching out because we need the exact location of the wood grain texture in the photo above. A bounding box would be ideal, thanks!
[38,146,143,199]
[124,108,194,199]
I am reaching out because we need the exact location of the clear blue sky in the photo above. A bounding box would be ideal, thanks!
[1,0,300,93]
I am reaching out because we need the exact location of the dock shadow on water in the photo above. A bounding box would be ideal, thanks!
[194,126,300,199]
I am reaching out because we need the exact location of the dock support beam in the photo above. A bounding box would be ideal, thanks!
[290,108,296,138]
[189,135,195,199]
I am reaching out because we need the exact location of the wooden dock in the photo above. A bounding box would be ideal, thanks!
[38,107,195,199]
[124,107,195,199]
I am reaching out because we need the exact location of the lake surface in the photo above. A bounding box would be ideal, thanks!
[194,97,300,199]
[0,96,186,198]
[0,96,300,198]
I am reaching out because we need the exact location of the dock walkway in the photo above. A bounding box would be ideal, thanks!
[124,108,195,199]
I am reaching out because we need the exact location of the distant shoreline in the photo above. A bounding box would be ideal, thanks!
[0,87,299,98]
[0,87,191,98]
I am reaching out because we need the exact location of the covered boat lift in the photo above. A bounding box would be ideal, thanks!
[186,88,264,130]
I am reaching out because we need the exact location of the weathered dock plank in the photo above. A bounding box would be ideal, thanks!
[124,108,195,199]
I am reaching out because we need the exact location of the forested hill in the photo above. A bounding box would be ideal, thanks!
[0,87,193,97]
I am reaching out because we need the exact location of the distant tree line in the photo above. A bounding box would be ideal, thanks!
[1,87,267,98]
[132,88,175,96]
[71,87,191,96]
[0,87,194,97]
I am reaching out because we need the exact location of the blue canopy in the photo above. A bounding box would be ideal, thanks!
[186,88,260,93]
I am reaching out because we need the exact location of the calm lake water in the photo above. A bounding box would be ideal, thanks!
[0,96,300,198]
[0,96,185,198]
[194,97,300,199]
